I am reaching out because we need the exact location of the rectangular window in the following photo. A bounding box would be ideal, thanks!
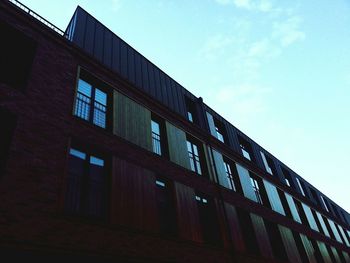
[155,178,177,235]
[296,178,306,197]
[250,176,263,205]
[185,96,197,124]
[1,21,36,90]
[213,118,227,143]
[0,109,17,177]
[74,71,110,129]
[65,146,108,219]
[320,195,330,212]
[238,135,254,161]
[195,193,221,245]
[151,120,162,155]
[281,166,294,188]
[260,151,273,175]
[186,138,204,175]
[223,160,236,191]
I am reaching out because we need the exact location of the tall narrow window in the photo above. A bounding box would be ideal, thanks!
[187,138,203,175]
[65,146,108,219]
[320,196,330,212]
[250,176,263,205]
[223,160,236,191]
[156,178,177,235]
[238,135,254,161]
[214,118,226,143]
[195,194,221,245]
[74,74,109,129]
[296,178,306,197]
[152,120,162,155]
[185,96,197,124]
[260,151,276,175]
[281,166,294,188]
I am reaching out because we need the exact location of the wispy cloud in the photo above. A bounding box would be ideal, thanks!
[273,16,305,46]
[214,0,273,12]
[199,35,236,60]
[111,0,122,12]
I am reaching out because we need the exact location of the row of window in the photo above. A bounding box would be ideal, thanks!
[72,71,350,242]
[64,145,350,262]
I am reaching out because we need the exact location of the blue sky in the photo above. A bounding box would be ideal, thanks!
[20,0,350,212]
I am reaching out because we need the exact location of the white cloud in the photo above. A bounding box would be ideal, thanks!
[199,35,235,60]
[273,16,305,46]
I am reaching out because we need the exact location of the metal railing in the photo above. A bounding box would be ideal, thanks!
[8,0,65,36]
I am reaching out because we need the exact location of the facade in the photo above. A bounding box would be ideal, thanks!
[1,0,350,262]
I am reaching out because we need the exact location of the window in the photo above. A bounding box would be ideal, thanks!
[264,219,288,262]
[155,178,177,235]
[74,72,109,129]
[186,138,203,175]
[281,166,294,188]
[250,176,263,205]
[260,151,276,175]
[296,178,306,197]
[214,119,227,143]
[151,116,168,157]
[238,135,254,161]
[0,108,17,177]
[65,146,108,218]
[236,208,260,255]
[152,120,162,155]
[1,21,36,90]
[195,194,221,245]
[185,96,197,124]
[319,196,330,212]
[309,188,320,206]
[223,160,236,191]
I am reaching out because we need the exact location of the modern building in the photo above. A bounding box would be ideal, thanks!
[1,1,350,262]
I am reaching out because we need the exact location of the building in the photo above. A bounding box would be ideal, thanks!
[1,0,350,262]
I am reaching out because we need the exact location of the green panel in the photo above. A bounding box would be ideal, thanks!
[113,91,152,151]
[202,144,214,180]
[212,149,230,188]
[327,219,343,243]
[263,180,285,215]
[302,203,319,232]
[236,164,257,202]
[316,211,330,237]
[317,241,332,263]
[342,251,350,263]
[165,122,191,170]
[206,112,217,137]
[299,234,317,263]
[278,225,302,263]
[331,246,342,263]
[250,213,274,259]
[285,193,302,223]
[338,225,350,247]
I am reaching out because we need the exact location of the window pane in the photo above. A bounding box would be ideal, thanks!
[70,148,86,160]
[187,141,193,153]
[93,105,106,128]
[94,88,107,105]
[75,92,91,121]
[90,156,104,166]
[77,79,92,97]
[151,120,160,135]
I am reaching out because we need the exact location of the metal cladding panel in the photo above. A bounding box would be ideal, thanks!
[83,15,95,55]
[317,241,332,263]
[299,234,317,263]
[103,29,112,68]
[236,164,257,202]
[94,22,104,62]
[343,251,350,263]
[127,46,136,84]
[301,203,319,232]
[315,211,330,237]
[250,213,274,259]
[206,112,216,137]
[328,219,344,243]
[278,225,302,263]
[331,246,342,263]
[71,8,86,47]
[147,63,156,97]
[157,71,169,105]
[169,79,180,114]
[141,57,150,93]
[134,52,142,89]
[263,180,285,216]
[153,67,161,100]
[176,83,187,117]
[164,75,174,111]
[338,226,350,247]
[227,125,241,153]
[111,36,121,73]
[120,41,128,78]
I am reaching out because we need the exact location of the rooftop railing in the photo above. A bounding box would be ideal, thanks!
[8,0,65,36]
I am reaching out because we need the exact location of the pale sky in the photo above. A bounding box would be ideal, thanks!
[19,0,350,212]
